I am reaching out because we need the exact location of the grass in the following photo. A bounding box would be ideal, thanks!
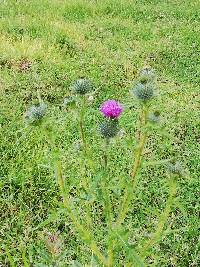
[0,0,199,266]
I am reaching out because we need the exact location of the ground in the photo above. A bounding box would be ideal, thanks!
[0,0,199,266]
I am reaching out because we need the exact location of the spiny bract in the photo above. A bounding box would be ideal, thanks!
[25,102,47,125]
[133,82,154,101]
[139,67,156,83]
[64,96,76,108]
[72,78,92,95]
[99,119,119,138]
[148,111,161,123]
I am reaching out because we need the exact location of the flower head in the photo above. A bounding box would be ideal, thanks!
[25,102,47,125]
[72,78,92,95]
[99,119,119,138]
[132,82,154,101]
[139,67,156,83]
[63,96,76,108]
[132,67,157,102]
[148,111,161,123]
[100,100,123,119]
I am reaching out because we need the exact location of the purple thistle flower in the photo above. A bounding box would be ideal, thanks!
[100,100,123,119]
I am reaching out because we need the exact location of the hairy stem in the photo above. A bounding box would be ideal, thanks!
[103,138,109,169]
[101,138,114,266]
[79,96,87,153]
[115,105,148,227]
[131,131,147,180]
[107,238,114,267]
[101,138,112,224]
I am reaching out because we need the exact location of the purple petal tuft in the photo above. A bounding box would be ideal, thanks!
[100,100,123,119]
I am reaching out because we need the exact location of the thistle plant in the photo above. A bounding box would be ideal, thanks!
[167,160,184,176]
[115,68,179,264]
[133,67,156,102]
[22,68,182,267]
[139,67,156,82]
[72,78,92,95]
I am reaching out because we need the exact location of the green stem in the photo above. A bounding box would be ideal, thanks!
[116,231,145,267]
[101,138,112,225]
[22,248,29,267]
[37,89,42,104]
[105,191,114,266]
[101,138,114,266]
[103,138,109,169]
[79,96,87,153]
[5,245,15,267]
[140,178,177,258]
[115,105,148,227]
[107,239,114,267]
[131,131,147,180]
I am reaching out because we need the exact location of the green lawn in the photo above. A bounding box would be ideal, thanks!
[0,0,199,266]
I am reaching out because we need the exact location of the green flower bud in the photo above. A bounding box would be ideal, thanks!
[72,78,92,95]
[139,67,156,83]
[25,102,47,125]
[133,82,154,101]
[148,111,160,123]
[99,119,119,138]
[64,96,76,108]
